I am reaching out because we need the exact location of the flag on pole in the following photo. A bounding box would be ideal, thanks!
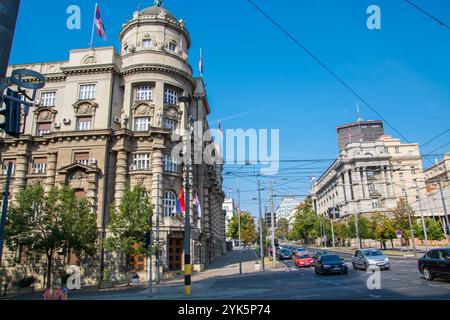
[199,48,203,77]
[347,127,352,143]
[173,188,186,215]
[94,3,107,41]
[194,193,202,217]
[218,121,223,138]
[310,174,316,183]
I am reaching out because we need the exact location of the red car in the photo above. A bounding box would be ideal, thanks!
[294,254,315,268]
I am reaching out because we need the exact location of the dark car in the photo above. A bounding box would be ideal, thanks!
[277,248,293,260]
[315,254,348,275]
[418,248,450,281]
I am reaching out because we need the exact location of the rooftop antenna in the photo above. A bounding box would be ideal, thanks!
[356,101,364,122]
[137,3,142,11]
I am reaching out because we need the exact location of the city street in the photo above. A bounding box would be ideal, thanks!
[4,248,449,300]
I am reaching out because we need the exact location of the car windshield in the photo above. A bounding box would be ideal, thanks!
[321,255,341,263]
[363,250,383,257]
[298,255,310,259]
[297,248,306,251]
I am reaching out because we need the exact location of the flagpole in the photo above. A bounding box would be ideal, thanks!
[90,3,98,49]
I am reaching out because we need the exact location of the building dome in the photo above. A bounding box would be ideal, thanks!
[140,6,177,21]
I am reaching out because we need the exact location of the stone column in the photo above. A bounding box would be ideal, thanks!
[381,166,390,197]
[114,150,128,204]
[386,166,394,196]
[345,170,353,201]
[45,152,58,193]
[362,167,370,198]
[87,172,98,213]
[355,168,365,199]
[12,152,29,201]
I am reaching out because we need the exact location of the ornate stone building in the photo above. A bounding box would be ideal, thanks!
[0,4,225,281]
[311,132,426,219]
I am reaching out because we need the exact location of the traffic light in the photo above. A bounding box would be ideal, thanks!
[0,89,21,138]
[141,231,151,250]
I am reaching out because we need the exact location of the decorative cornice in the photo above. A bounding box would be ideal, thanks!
[61,64,120,76]
[121,63,195,87]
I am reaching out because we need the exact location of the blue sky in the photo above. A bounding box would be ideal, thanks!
[10,0,450,217]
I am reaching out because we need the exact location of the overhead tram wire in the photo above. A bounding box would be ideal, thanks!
[404,0,450,30]
[246,0,414,144]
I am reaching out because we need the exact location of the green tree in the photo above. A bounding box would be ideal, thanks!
[104,184,152,274]
[5,185,97,289]
[393,198,415,246]
[290,199,320,244]
[226,211,257,246]
[414,218,445,241]
[369,212,396,249]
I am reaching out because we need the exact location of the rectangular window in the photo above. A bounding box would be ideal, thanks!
[37,123,51,136]
[166,42,177,52]
[74,152,90,165]
[142,39,151,48]
[399,173,404,181]
[32,158,47,174]
[384,147,389,154]
[164,88,178,105]
[411,166,416,174]
[41,92,56,107]
[132,154,151,171]
[164,118,177,131]
[135,86,153,101]
[76,117,93,131]
[134,117,151,132]
[368,184,376,192]
[2,160,16,175]
[372,200,379,209]
[79,84,96,100]
[164,155,179,173]
[395,146,400,153]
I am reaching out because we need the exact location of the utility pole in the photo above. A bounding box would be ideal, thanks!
[438,179,450,244]
[269,181,276,268]
[416,185,429,251]
[403,186,417,257]
[330,209,336,248]
[257,180,264,271]
[0,0,20,79]
[0,163,13,266]
[236,163,248,275]
[155,175,161,284]
[184,164,191,296]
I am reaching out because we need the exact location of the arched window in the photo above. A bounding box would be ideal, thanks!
[163,191,177,217]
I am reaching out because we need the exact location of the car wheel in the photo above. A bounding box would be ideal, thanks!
[423,268,433,281]
[384,267,390,271]
[352,262,357,270]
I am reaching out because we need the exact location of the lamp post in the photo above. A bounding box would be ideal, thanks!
[180,95,193,296]
[236,162,250,275]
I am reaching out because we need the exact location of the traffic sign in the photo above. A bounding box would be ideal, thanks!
[396,230,402,238]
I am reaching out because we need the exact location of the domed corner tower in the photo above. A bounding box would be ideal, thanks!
[119,2,192,76]
[118,2,196,134]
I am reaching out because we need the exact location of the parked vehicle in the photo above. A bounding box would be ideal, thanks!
[315,254,348,275]
[418,248,450,281]
[294,254,315,268]
[295,247,307,255]
[352,249,390,271]
[313,250,329,261]
[277,249,293,260]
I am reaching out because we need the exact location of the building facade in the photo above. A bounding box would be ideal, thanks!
[311,132,426,220]
[222,198,237,238]
[0,4,225,283]
[337,120,385,152]
[275,197,303,230]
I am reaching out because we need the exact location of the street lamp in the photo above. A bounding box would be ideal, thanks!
[236,162,250,275]
[180,95,193,296]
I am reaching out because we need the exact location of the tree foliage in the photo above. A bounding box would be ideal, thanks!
[290,198,320,244]
[226,211,257,246]
[104,184,152,264]
[414,218,445,241]
[5,185,97,289]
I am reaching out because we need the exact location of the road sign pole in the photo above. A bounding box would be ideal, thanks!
[0,163,13,266]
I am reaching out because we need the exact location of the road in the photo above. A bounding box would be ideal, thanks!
[4,248,450,300]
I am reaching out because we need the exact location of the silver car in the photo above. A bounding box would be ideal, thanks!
[352,249,390,271]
